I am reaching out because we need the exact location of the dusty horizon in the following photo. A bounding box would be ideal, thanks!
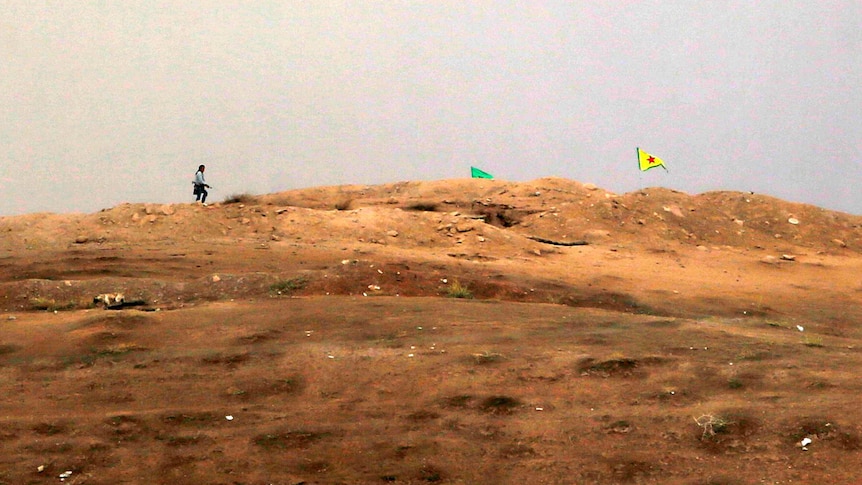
[2,2,860,217]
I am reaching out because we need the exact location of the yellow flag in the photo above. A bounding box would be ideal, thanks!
[637,148,667,172]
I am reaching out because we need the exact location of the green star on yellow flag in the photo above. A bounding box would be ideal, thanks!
[637,148,667,172]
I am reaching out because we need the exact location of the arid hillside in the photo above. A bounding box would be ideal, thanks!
[1,178,861,484]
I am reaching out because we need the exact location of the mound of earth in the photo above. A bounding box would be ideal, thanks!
[0,178,861,484]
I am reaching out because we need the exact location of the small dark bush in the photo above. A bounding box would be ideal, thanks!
[223,193,257,204]
[405,202,439,212]
[479,395,521,415]
[270,276,309,294]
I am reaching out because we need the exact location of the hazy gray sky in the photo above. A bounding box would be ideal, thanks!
[2,1,860,216]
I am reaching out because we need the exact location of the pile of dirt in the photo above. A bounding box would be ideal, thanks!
[1,178,861,483]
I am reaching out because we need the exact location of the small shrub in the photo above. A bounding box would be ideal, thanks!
[334,199,353,211]
[405,202,439,212]
[405,410,441,422]
[223,193,257,204]
[32,422,67,436]
[694,414,733,440]
[0,344,21,356]
[446,280,473,299]
[270,276,309,295]
[789,418,834,441]
[606,420,633,434]
[417,464,445,482]
[479,395,521,415]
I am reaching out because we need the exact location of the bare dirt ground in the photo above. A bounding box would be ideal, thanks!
[1,177,861,484]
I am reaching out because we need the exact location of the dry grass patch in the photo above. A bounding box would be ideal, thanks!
[578,356,644,377]
[200,351,251,366]
[252,430,332,450]
[227,376,304,399]
[440,395,473,409]
[445,280,473,299]
[32,421,69,436]
[159,412,220,428]
[0,343,22,356]
[270,276,309,295]
[470,351,505,364]
[28,297,80,311]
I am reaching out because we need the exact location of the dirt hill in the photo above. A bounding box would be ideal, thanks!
[1,179,861,484]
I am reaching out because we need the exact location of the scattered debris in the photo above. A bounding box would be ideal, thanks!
[788,218,799,225]
[780,254,796,261]
[800,437,812,450]
[225,415,234,421]
[797,325,804,332]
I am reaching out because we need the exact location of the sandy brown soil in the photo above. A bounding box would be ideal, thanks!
[1,178,861,484]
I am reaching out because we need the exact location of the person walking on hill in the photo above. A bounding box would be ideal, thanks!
[193,165,211,205]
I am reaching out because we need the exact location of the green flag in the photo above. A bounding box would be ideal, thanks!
[471,166,493,179]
